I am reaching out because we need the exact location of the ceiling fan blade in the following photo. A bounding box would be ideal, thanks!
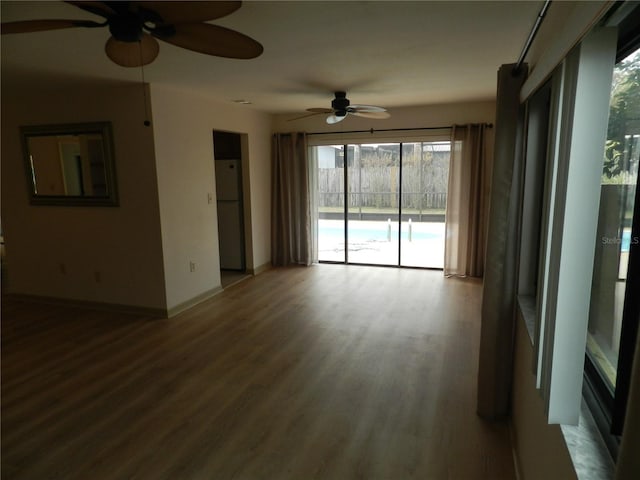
[350,105,387,113]
[66,1,115,18]
[133,1,241,24]
[307,108,334,114]
[288,112,326,122]
[352,111,391,119]
[326,114,347,125]
[154,23,263,59]
[1,19,102,34]
[105,33,160,67]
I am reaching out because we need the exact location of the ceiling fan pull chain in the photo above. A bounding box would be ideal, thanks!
[138,40,151,127]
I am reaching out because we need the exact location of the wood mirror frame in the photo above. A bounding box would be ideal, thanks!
[21,122,118,206]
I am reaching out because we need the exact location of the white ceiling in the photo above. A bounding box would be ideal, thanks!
[1,1,545,114]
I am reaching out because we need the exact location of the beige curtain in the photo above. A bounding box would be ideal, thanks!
[444,124,492,277]
[271,132,312,266]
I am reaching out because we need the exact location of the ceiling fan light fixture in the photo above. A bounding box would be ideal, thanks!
[326,114,346,125]
[105,34,159,67]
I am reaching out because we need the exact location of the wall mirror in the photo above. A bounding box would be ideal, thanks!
[21,122,118,206]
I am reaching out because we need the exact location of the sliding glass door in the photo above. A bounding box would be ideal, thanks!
[400,142,448,268]
[347,143,400,265]
[316,145,346,262]
[315,141,449,268]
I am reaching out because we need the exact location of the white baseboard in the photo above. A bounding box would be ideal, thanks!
[7,293,166,318]
[509,420,523,480]
[249,262,271,276]
[166,286,224,318]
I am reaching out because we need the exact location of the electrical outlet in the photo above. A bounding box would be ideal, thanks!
[189,261,196,272]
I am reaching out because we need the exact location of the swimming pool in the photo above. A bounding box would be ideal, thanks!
[320,227,441,242]
[612,230,633,252]
[317,219,447,267]
[320,221,635,252]
[319,221,442,242]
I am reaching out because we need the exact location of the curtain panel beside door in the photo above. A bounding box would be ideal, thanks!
[444,124,493,277]
[271,132,312,266]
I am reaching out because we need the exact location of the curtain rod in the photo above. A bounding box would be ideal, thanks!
[513,0,552,75]
[307,124,493,136]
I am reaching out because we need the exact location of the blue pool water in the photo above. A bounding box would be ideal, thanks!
[319,225,440,242]
[603,231,633,252]
[622,230,632,252]
[321,225,635,251]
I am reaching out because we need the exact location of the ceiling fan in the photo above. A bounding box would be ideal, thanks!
[0,1,263,67]
[295,91,391,124]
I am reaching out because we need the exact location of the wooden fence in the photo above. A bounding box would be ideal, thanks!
[318,166,448,210]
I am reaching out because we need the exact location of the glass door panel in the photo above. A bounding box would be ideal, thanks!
[587,47,640,390]
[347,143,400,265]
[317,145,346,262]
[400,142,449,268]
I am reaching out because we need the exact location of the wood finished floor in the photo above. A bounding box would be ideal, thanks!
[1,265,516,480]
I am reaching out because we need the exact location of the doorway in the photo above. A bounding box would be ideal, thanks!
[314,141,450,268]
[213,131,247,287]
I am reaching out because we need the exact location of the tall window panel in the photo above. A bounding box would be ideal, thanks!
[586,45,640,442]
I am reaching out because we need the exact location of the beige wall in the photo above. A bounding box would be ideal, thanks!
[272,100,496,133]
[1,85,166,309]
[2,88,492,313]
[1,82,273,313]
[511,310,577,480]
[149,84,272,310]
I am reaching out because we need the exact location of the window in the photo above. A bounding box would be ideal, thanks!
[519,82,551,297]
[514,3,640,471]
[517,79,552,343]
[523,18,639,459]
[531,27,619,425]
[585,45,640,452]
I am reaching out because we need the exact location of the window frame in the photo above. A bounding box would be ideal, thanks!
[580,20,640,457]
[611,180,640,434]
[516,0,640,466]
[310,137,451,269]
[583,149,640,454]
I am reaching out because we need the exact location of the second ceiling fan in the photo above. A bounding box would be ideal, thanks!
[298,91,390,124]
